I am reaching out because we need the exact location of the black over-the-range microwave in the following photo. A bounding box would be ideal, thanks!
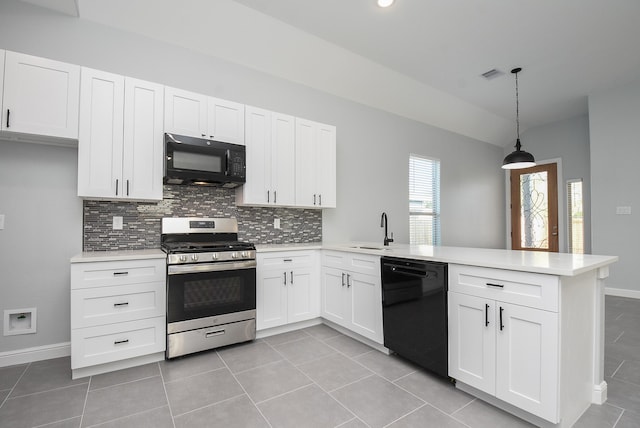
[164,133,246,187]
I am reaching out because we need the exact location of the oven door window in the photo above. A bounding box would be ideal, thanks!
[167,268,256,323]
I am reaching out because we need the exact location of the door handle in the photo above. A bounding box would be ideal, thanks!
[205,330,225,338]
[126,180,130,196]
[313,194,317,205]
[319,194,322,206]
[485,303,489,327]
[274,190,277,204]
[113,302,129,307]
[499,306,504,331]
[115,179,119,196]
[267,190,270,203]
[6,109,9,128]
[283,272,287,285]
[346,273,351,288]
[341,272,345,286]
[290,271,293,284]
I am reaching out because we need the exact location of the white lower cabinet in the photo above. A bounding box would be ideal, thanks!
[70,256,166,379]
[256,251,319,330]
[321,251,383,344]
[448,264,559,423]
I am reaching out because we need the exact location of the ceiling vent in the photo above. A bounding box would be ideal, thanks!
[481,69,504,80]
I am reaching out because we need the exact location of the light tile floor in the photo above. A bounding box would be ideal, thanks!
[0,296,639,428]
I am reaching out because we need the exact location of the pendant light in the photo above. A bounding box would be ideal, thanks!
[502,67,536,169]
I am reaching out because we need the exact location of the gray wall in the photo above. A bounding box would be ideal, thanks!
[0,140,83,352]
[589,78,640,292]
[0,0,505,353]
[507,115,592,253]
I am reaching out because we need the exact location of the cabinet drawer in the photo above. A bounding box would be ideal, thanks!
[322,251,380,275]
[71,282,165,328]
[71,317,165,369]
[71,259,165,289]
[258,251,316,268]
[449,264,559,311]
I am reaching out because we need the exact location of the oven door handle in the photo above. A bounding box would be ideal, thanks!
[168,260,256,275]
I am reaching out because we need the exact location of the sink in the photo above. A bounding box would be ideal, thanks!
[350,245,392,251]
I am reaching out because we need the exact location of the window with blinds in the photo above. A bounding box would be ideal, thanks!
[567,179,584,254]
[409,154,441,245]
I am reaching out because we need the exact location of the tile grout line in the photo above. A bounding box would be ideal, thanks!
[78,375,91,428]
[88,373,161,393]
[0,361,30,408]
[613,330,625,343]
[216,349,275,428]
[169,392,245,419]
[611,360,626,378]
[84,404,170,428]
[157,361,177,428]
[380,403,429,428]
[612,409,625,428]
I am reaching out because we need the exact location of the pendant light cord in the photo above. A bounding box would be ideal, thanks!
[515,70,520,140]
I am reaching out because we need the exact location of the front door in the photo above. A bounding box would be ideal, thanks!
[510,163,559,252]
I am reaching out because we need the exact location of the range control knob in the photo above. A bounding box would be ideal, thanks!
[231,252,238,259]
[191,254,199,262]
[212,253,219,260]
[242,251,248,258]
[179,255,187,262]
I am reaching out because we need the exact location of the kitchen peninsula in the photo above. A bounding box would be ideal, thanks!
[257,242,618,428]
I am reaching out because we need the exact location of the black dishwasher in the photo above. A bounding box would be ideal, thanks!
[381,256,448,378]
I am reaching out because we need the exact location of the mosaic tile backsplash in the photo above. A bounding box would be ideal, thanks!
[83,185,322,251]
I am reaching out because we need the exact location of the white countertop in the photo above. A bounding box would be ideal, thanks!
[70,249,166,263]
[258,242,618,277]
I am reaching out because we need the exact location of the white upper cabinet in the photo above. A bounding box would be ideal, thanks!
[164,86,244,144]
[164,86,207,139]
[1,51,80,140]
[295,118,336,208]
[208,97,245,144]
[0,50,4,121]
[78,68,164,201]
[237,106,295,206]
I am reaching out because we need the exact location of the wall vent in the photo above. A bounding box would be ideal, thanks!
[481,68,504,80]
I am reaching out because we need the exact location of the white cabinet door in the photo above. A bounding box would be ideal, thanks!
[256,268,288,330]
[321,267,348,327]
[288,266,318,324]
[240,106,271,205]
[208,97,244,144]
[271,112,296,206]
[2,51,80,139]
[448,292,496,394]
[316,123,336,208]
[496,302,559,422]
[348,272,383,343]
[77,68,125,199]
[0,50,4,119]
[122,78,164,200]
[164,86,207,139]
[295,118,317,207]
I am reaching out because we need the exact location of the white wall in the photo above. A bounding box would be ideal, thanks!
[507,115,592,253]
[0,0,505,352]
[589,78,640,293]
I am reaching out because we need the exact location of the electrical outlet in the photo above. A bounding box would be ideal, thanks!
[113,216,124,230]
[274,218,281,229]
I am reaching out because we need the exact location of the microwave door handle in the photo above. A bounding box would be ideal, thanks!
[225,149,230,176]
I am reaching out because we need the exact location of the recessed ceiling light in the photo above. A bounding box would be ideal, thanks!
[378,0,395,8]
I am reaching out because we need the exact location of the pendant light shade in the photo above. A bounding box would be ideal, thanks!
[502,68,536,170]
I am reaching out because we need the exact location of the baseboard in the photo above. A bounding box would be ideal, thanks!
[0,342,71,368]
[605,287,640,299]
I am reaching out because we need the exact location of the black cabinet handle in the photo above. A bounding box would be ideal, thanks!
[346,273,351,288]
[283,272,287,285]
[114,339,129,345]
[313,194,317,205]
[113,302,129,307]
[341,273,345,286]
[319,194,322,206]
[115,179,119,196]
[499,306,504,331]
[487,283,504,288]
[267,190,270,203]
[6,109,9,128]
[126,180,129,196]
[290,271,293,284]
[485,303,489,326]
[113,271,129,276]
[274,190,277,204]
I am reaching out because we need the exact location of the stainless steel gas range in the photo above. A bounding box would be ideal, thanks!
[161,217,256,359]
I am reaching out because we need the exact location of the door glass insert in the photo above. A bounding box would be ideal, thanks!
[519,171,549,249]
